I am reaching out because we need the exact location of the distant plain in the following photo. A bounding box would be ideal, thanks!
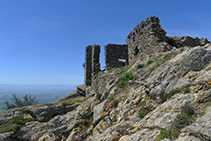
[0,84,77,112]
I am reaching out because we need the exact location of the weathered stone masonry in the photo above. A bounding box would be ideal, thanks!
[84,16,210,86]
[105,44,128,68]
[84,45,100,86]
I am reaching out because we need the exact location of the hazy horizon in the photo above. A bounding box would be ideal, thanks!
[0,84,77,112]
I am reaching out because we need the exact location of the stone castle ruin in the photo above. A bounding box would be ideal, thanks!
[84,16,210,86]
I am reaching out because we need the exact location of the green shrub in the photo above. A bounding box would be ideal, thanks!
[137,64,144,69]
[108,93,117,102]
[146,60,154,66]
[181,104,195,116]
[156,104,195,140]
[160,54,170,64]
[118,80,125,87]
[138,100,151,119]
[111,100,118,108]
[203,102,211,109]
[124,115,130,121]
[180,47,184,52]
[97,93,102,100]
[119,66,131,75]
[205,67,211,71]
[155,128,171,141]
[122,72,133,81]
[118,72,133,87]
[138,107,151,119]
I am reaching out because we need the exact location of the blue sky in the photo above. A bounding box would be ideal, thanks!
[0,0,210,85]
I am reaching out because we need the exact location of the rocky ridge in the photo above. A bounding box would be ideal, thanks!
[1,17,211,141]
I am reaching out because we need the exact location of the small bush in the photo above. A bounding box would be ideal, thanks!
[124,115,130,121]
[146,60,154,66]
[156,104,195,140]
[160,54,170,64]
[122,72,133,81]
[118,80,125,87]
[138,107,151,119]
[119,66,131,75]
[138,100,151,119]
[137,64,144,69]
[108,93,117,102]
[203,102,211,109]
[111,100,118,108]
[181,104,195,116]
[205,67,211,71]
[180,47,184,52]
[118,72,133,87]
[96,93,102,100]
[155,128,171,141]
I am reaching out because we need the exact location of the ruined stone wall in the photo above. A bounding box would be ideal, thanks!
[126,16,169,63]
[84,45,100,86]
[167,36,209,48]
[91,45,101,85]
[126,16,210,64]
[85,16,210,86]
[105,44,128,68]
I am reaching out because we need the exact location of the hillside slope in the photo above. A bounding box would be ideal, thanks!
[1,17,211,141]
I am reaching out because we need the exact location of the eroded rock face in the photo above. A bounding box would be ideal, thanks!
[147,47,211,102]
[0,132,13,141]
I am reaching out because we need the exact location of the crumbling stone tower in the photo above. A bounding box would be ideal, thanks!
[84,45,100,86]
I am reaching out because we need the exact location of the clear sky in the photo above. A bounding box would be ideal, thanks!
[0,0,211,85]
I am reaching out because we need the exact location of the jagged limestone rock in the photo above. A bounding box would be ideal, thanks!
[93,100,106,125]
[147,46,211,102]
[181,106,211,138]
[26,103,64,122]
[0,132,13,141]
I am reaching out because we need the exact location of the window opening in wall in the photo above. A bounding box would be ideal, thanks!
[118,59,126,62]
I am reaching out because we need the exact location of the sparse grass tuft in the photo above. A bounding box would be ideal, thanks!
[205,67,211,71]
[138,100,151,119]
[203,102,211,109]
[59,96,84,107]
[108,93,118,102]
[137,64,144,69]
[180,47,184,52]
[0,116,36,134]
[155,104,195,140]
[124,115,130,121]
[146,60,154,66]
[166,88,189,99]
[118,72,133,87]
[155,128,171,141]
